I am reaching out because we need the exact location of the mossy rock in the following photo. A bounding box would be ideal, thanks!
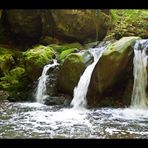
[49,42,83,53]
[0,46,25,76]
[57,48,79,62]
[24,45,55,81]
[0,67,25,90]
[90,36,140,96]
[58,51,93,95]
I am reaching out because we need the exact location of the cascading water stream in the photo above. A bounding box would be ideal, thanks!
[71,46,106,109]
[35,59,59,103]
[131,39,148,109]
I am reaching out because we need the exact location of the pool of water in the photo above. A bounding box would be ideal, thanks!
[0,102,148,139]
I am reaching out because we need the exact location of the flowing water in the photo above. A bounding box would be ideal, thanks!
[1,102,148,139]
[131,39,148,108]
[71,47,106,109]
[1,40,148,139]
[35,59,59,103]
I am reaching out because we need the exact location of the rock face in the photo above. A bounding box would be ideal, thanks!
[3,10,42,39]
[51,10,111,43]
[88,37,140,106]
[2,9,111,46]
[58,50,94,95]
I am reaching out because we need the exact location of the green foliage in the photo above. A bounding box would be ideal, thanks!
[0,48,14,76]
[0,67,25,90]
[106,9,148,39]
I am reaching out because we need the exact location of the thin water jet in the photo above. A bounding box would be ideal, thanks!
[35,59,59,103]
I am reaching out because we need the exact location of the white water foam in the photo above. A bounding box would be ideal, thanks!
[131,40,148,109]
[71,47,106,109]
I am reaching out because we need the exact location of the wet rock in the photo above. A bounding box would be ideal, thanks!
[58,50,94,95]
[88,36,140,107]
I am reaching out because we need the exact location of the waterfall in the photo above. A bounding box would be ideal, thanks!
[131,39,148,109]
[35,59,59,103]
[71,46,106,109]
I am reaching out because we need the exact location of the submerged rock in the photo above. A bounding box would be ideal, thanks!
[44,95,71,106]
[88,36,140,106]
[58,50,94,95]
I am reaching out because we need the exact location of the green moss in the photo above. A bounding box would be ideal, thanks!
[24,45,56,81]
[103,37,140,56]
[65,53,84,63]
[57,48,78,62]
[24,45,55,66]
[91,36,139,96]
[58,53,85,94]
[0,46,25,77]
[49,43,83,53]
[0,47,15,76]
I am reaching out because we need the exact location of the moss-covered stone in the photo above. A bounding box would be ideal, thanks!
[49,42,83,53]
[91,37,140,94]
[88,37,140,107]
[24,45,55,81]
[57,48,79,62]
[58,51,93,95]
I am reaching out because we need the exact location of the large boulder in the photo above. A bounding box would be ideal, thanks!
[51,10,111,43]
[58,50,94,95]
[88,37,140,106]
